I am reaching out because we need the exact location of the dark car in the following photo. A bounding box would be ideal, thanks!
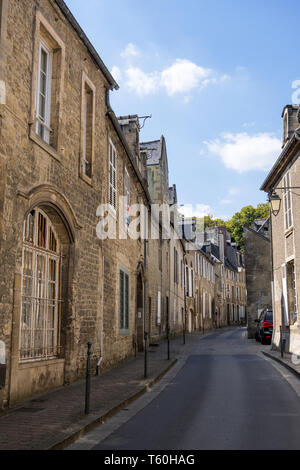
[255,309,273,345]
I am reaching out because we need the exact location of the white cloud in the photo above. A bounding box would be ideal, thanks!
[204,132,282,173]
[179,203,212,219]
[125,67,160,96]
[220,199,232,205]
[242,121,256,128]
[228,187,240,196]
[161,59,213,96]
[120,43,140,60]
[123,58,230,97]
[111,66,122,83]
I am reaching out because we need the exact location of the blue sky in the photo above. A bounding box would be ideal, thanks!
[66,0,300,219]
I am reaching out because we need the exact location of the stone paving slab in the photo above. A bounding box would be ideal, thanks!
[0,332,208,450]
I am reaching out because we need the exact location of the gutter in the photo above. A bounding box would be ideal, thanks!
[260,133,300,192]
[54,0,119,90]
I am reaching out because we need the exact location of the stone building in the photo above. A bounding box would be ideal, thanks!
[244,219,272,338]
[261,105,300,355]
[0,0,248,410]
[0,0,150,407]
[204,225,247,326]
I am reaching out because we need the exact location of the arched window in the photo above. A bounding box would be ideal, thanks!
[20,209,62,361]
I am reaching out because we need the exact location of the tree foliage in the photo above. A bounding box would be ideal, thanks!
[225,203,269,250]
[198,203,269,251]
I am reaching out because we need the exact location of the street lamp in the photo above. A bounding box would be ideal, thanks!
[268,186,300,217]
[268,191,281,216]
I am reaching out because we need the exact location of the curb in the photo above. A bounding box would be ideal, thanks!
[48,358,178,451]
[262,351,300,379]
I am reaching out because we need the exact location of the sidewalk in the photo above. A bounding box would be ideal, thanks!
[263,349,300,379]
[0,332,207,450]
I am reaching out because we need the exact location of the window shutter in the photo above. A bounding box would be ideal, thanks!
[157,291,161,325]
[282,264,289,326]
[119,270,124,329]
[125,273,129,330]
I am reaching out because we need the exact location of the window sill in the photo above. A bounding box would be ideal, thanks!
[79,171,93,187]
[119,330,130,336]
[29,128,61,162]
[19,358,65,368]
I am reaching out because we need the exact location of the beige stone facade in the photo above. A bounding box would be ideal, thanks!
[0,0,247,410]
[0,0,150,407]
[261,105,300,355]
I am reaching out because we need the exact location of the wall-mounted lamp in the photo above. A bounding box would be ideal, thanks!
[268,191,281,216]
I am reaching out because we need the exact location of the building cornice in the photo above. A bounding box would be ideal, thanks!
[260,133,300,192]
[54,0,119,90]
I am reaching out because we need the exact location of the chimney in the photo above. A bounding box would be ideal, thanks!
[118,115,147,182]
[282,105,300,147]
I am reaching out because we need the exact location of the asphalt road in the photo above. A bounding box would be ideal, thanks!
[69,328,300,450]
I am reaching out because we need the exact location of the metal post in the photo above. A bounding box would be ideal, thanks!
[280,326,284,358]
[144,331,148,378]
[85,342,92,415]
[167,325,170,360]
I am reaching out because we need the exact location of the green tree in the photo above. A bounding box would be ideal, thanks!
[225,203,269,250]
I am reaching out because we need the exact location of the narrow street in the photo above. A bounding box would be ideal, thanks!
[68,328,300,451]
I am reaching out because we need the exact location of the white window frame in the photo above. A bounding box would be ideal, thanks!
[109,139,117,212]
[36,39,52,144]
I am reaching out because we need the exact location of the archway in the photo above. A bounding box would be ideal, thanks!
[19,206,72,362]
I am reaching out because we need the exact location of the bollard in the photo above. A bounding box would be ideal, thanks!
[144,331,148,379]
[280,326,284,358]
[85,342,92,415]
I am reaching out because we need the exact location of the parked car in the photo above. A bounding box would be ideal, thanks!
[255,309,273,345]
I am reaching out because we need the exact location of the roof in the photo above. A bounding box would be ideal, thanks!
[260,132,300,192]
[55,0,119,90]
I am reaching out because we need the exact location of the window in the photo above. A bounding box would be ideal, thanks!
[81,76,95,179]
[36,40,52,144]
[283,170,293,230]
[174,248,178,284]
[124,166,130,226]
[209,294,212,318]
[20,209,61,361]
[31,12,65,152]
[203,292,206,318]
[109,139,117,211]
[119,269,129,332]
